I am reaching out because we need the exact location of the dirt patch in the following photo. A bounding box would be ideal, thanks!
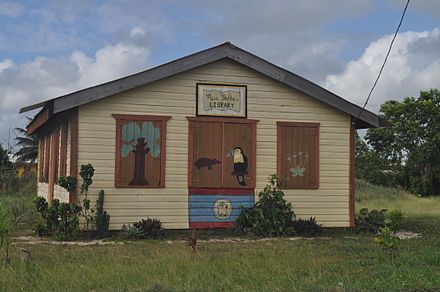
[12,236,125,246]
[394,231,421,240]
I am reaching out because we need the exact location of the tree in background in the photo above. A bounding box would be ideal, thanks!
[14,118,38,163]
[365,89,440,196]
[355,133,396,187]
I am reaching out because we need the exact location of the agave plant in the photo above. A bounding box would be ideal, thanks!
[0,203,12,264]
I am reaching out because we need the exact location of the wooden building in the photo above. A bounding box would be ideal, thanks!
[20,42,387,229]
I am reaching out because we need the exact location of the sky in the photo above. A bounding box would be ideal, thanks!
[1,0,440,151]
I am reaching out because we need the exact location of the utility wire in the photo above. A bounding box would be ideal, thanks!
[356,0,410,121]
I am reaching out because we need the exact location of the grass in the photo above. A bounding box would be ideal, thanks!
[356,180,440,218]
[1,179,440,291]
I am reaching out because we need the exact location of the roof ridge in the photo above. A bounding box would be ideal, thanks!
[20,42,387,129]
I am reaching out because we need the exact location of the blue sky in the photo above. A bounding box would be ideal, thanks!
[1,0,440,149]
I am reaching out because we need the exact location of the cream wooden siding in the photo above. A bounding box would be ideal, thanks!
[78,59,351,229]
[37,182,48,199]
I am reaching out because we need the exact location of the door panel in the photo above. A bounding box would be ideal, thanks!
[223,122,254,188]
[191,121,223,187]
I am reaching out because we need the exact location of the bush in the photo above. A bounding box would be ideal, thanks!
[33,197,81,240]
[373,226,400,257]
[290,217,322,237]
[385,209,404,233]
[120,224,141,239]
[121,218,164,239]
[236,175,296,237]
[79,164,95,234]
[355,208,386,233]
[356,208,405,234]
[56,176,77,193]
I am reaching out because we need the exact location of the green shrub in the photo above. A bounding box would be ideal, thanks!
[120,224,141,239]
[355,208,386,233]
[79,164,95,234]
[95,190,110,237]
[56,176,77,193]
[385,209,404,233]
[356,208,405,234]
[236,175,296,237]
[33,197,81,241]
[290,217,322,237]
[373,226,400,258]
[121,218,164,239]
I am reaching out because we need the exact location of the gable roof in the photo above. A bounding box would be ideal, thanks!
[20,42,388,129]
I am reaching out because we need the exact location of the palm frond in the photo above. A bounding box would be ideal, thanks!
[14,125,38,163]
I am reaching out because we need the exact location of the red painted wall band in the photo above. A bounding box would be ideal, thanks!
[189,187,254,195]
[189,222,236,229]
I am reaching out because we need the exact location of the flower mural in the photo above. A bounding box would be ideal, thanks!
[287,151,310,177]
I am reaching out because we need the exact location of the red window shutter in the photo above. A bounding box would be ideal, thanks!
[113,114,170,188]
[277,122,319,189]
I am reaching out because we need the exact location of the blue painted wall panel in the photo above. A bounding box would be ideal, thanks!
[189,194,254,223]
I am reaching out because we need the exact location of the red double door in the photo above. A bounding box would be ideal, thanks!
[187,117,257,228]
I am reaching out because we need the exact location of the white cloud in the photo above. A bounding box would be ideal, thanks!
[187,0,374,82]
[324,28,440,112]
[70,41,150,88]
[0,59,13,73]
[0,28,152,147]
[130,26,147,39]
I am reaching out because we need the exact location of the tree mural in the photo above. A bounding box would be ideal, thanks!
[121,121,161,185]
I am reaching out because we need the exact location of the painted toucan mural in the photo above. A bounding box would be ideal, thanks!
[227,147,248,186]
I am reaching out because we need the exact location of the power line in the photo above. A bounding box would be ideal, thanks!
[356,0,410,121]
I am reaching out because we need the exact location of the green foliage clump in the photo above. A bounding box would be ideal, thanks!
[356,208,386,233]
[95,190,110,237]
[291,217,322,237]
[56,176,77,193]
[356,208,404,234]
[373,226,400,257]
[121,218,164,240]
[236,175,296,237]
[120,224,140,239]
[33,197,81,240]
[385,209,404,233]
[79,164,95,194]
[79,164,95,234]
[0,203,12,264]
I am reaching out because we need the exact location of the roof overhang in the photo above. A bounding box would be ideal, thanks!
[26,106,52,135]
